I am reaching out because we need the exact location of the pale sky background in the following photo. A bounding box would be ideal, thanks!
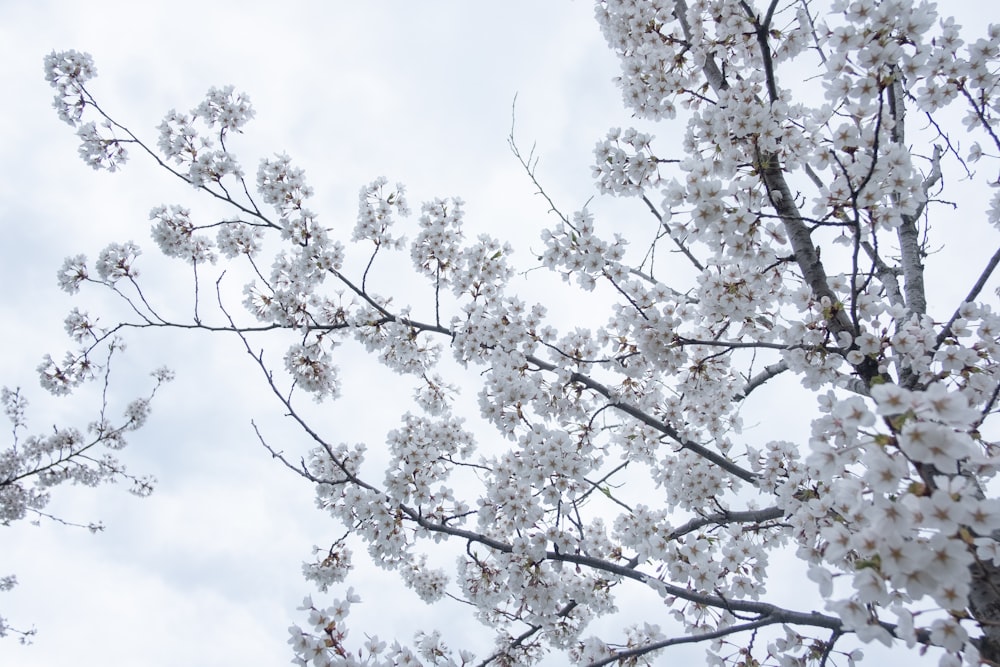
[0,3,657,665]
[0,1,994,666]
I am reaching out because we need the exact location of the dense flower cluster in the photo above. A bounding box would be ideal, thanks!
[43,49,95,126]
[411,198,465,286]
[592,127,659,196]
[216,220,264,259]
[149,205,216,264]
[94,241,141,283]
[36,1,1000,665]
[157,86,252,187]
[354,177,409,250]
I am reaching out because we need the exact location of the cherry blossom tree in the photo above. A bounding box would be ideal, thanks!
[31,0,1000,665]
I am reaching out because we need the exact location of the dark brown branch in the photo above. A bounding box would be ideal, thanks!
[525,353,759,484]
[588,617,781,667]
[739,0,781,104]
[641,194,705,271]
[667,506,784,540]
[936,246,1000,349]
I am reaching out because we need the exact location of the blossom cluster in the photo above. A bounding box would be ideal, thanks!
[354,177,409,249]
[149,205,216,264]
[43,49,95,126]
[592,127,658,196]
[157,86,253,187]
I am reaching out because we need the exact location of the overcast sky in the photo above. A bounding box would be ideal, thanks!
[0,2,993,666]
[0,2,650,665]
